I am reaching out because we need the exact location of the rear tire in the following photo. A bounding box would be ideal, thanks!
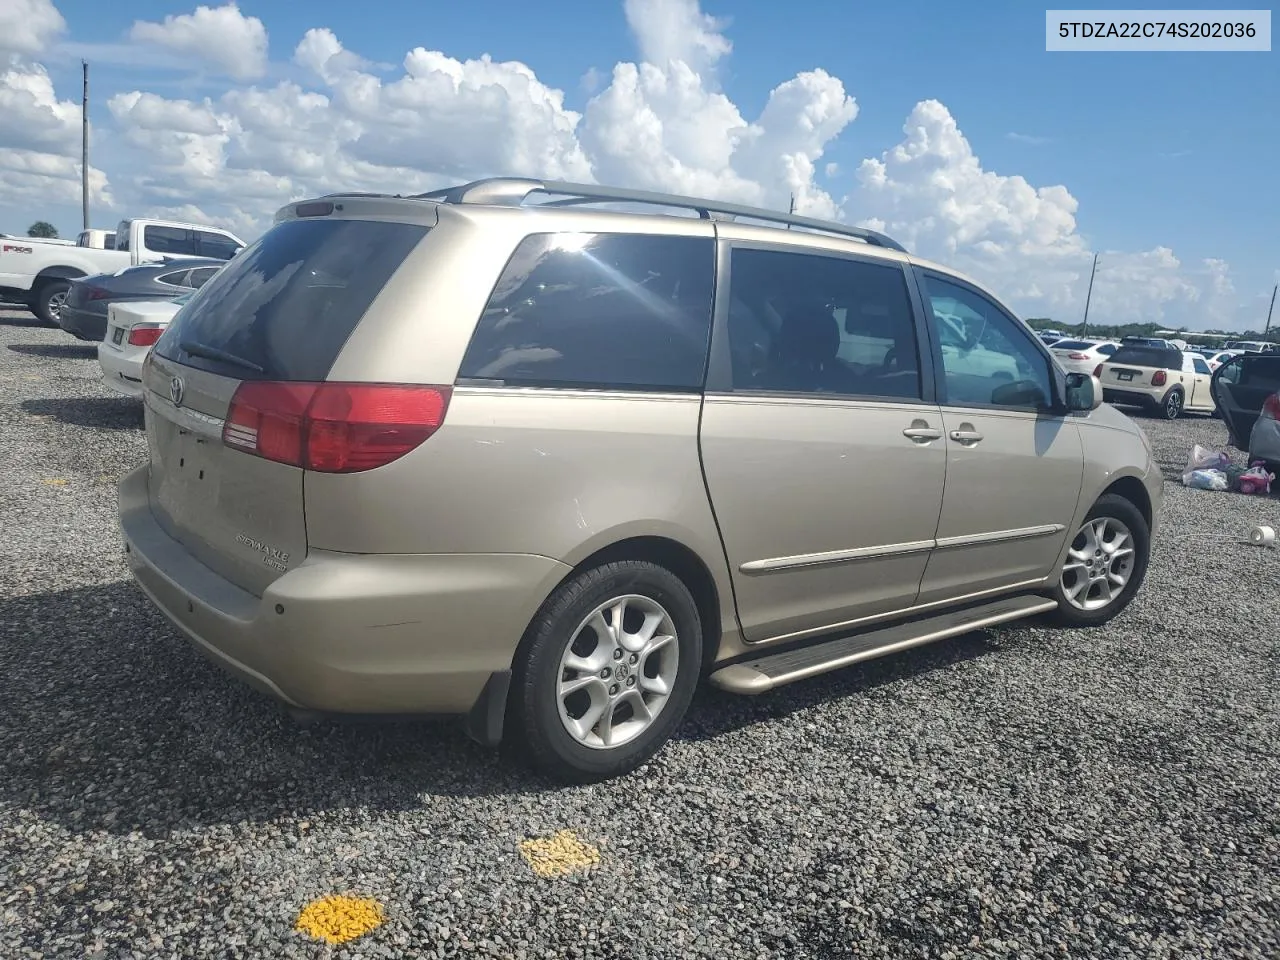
[31,279,70,326]
[507,560,701,783]
[1156,388,1183,420]
[1049,493,1150,628]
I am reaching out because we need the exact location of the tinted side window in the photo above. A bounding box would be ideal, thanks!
[458,233,714,391]
[116,221,131,252]
[144,226,197,256]
[724,248,921,400]
[923,275,1052,409]
[1097,343,1117,355]
[156,270,191,287]
[1193,357,1211,375]
[197,231,241,260]
[155,218,428,381]
[187,267,219,289]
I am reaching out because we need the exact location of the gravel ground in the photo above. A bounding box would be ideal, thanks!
[2,307,1279,959]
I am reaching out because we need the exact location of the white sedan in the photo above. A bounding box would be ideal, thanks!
[1205,350,1239,371]
[1049,338,1120,375]
[98,294,189,398]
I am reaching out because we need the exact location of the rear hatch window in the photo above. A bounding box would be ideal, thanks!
[1051,340,1093,351]
[1108,347,1182,369]
[154,217,428,381]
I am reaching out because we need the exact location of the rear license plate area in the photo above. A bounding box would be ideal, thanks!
[111,327,125,345]
[1116,371,1134,381]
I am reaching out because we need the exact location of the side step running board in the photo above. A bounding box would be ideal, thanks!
[709,594,1058,695]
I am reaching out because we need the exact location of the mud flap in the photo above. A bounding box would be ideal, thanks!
[463,670,511,747]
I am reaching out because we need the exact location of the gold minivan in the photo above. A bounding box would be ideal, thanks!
[119,179,1163,782]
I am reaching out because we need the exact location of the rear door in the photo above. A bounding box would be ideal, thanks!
[1213,355,1280,449]
[699,237,946,644]
[143,216,430,596]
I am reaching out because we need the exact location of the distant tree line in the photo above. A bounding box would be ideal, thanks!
[1024,316,1279,345]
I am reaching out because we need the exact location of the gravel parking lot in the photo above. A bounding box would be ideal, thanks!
[3,306,1279,959]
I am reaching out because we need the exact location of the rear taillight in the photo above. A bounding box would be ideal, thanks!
[1262,394,1280,422]
[127,325,165,347]
[1068,352,1089,360]
[222,382,452,473]
[86,287,111,301]
[1093,364,1103,378]
[1152,370,1168,387]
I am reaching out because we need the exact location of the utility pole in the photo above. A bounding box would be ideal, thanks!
[1081,252,1099,337]
[81,60,89,231]
[1264,283,1277,339]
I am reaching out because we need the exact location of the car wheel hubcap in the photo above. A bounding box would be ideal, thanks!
[556,594,679,750]
[48,290,67,320]
[1061,516,1136,611]
[1167,394,1180,417]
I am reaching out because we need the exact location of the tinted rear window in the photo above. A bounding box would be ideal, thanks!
[1109,346,1182,369]
[155,218,427,381]
[457,233,715,391]
[1052,340,1093,350]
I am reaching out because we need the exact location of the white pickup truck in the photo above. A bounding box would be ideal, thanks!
[0,217,245,323]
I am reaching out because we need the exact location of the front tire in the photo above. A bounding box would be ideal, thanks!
[507,560,702,783]
[31,279,71,326]
[1049,493,1150,628]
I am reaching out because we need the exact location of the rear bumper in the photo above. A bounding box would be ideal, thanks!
[1103,388,1158,408]
[98,342,144,398]
[60,304,108,341]
[118,465,570,715]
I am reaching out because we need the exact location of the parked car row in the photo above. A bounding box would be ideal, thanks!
[8,217,243,396]
[0,216,242,323]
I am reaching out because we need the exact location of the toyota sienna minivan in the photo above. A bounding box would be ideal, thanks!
[120,178,1162,782]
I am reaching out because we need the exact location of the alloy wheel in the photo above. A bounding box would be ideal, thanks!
[47,290,67,321]
[1060,516,1136,612]
[556,594,680,750]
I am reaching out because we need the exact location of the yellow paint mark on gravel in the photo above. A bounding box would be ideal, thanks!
[518,829,601,877]
[295,895,384,945]
[39,478,69,486]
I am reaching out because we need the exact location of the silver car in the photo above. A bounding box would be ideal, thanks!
[119,179,1163,782]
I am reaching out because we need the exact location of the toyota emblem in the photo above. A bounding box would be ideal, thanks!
[169,376,185,407]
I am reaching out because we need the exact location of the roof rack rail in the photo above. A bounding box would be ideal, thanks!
[409,177,907,253]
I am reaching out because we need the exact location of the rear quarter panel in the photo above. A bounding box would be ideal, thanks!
[303,389,741,646]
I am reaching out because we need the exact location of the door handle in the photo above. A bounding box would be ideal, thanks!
[902,426,943,442]
[949,429,984,444]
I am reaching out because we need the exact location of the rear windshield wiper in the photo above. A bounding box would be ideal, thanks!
[179,340,265,375]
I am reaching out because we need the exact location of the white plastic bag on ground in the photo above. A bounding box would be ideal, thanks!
[1185,444,1230,473]
[1182,468,1229,491]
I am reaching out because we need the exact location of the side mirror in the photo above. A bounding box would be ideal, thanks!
[1065,372,1103,412]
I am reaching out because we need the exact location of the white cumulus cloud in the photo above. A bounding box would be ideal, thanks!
[130,3,269,81]
[0,0,1260,330]
[623,0,732,78]
[0,0,65,59]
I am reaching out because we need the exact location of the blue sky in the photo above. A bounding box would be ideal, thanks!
[8,0,1280,329]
